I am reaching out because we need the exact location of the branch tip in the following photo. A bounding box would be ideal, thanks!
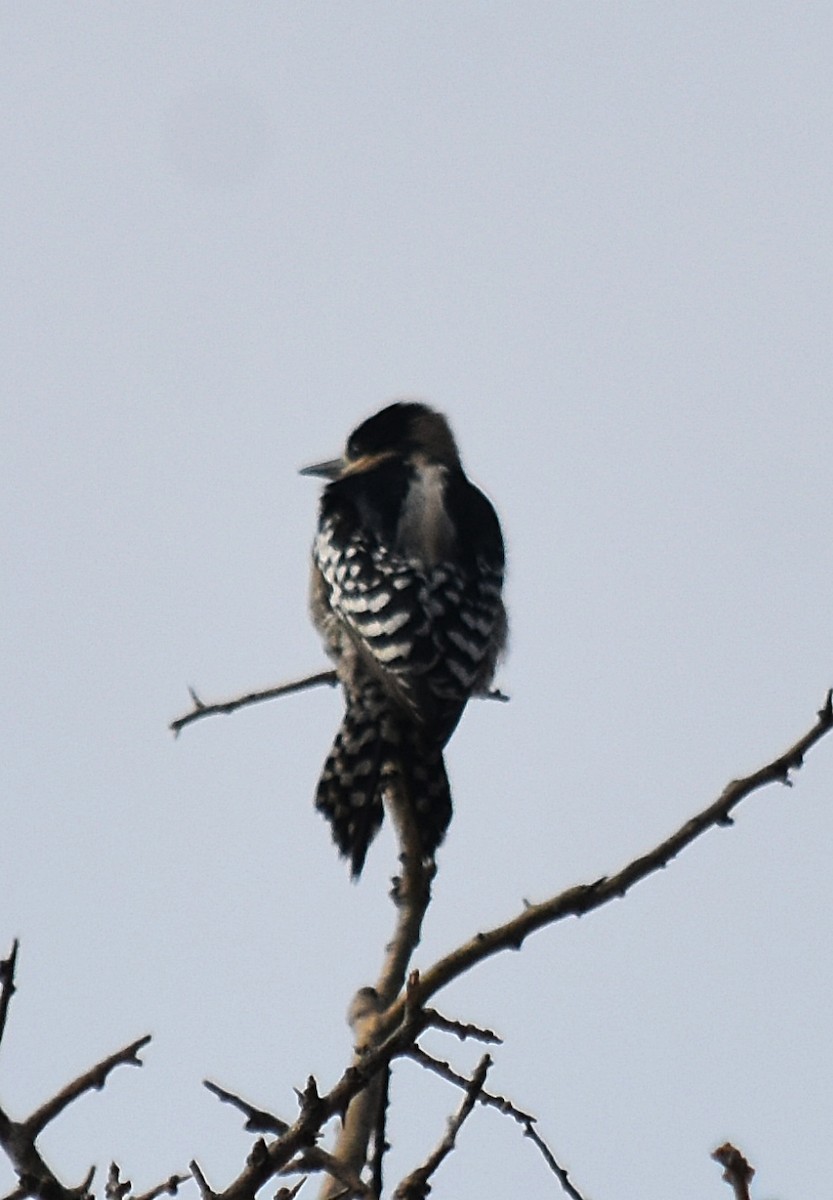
[170,670,339,736]
[204,1079,289,1135]
[188,1161,214,1200]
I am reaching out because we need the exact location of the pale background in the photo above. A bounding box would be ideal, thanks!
[3,4,831,1197]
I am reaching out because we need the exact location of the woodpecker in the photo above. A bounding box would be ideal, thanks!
[302,401,506,878]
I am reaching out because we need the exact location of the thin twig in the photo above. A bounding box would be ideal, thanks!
[522,1123,588,1200]
[107,1164,190,1200]
[169,672,339,736]
[392,1055,490,1199]
[132,1173,191,1200]
[25,1035,151,1137]
[423,1008,502,1044]
[406,1045,536,1123]
[406,1047,587,1200]
[169,673,508,737]
[203,1079,289,1136]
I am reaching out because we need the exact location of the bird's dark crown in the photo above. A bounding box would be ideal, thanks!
[346,402,460,467]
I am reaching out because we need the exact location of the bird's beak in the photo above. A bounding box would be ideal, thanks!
[299,457,345,480]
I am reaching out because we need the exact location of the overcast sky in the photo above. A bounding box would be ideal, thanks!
[3,4,832,1198]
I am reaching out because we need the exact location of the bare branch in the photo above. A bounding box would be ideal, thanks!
[0,942,19,1053]
[522,1123,589,1200]
[169,672,339,736]
[392,1055,490,1199]
[318,769,436,1200]
[406,1048,587,1200]
[132,1173,191,1200]
[169,673,508,737]
[0,1007,151,1200]
[0,1121,96,1200]
[107,1164,190,1200]
[285,1148,372,1198]
[367,1057,389,1200]
[423,1009,501,1044]
[25,1035,152,1137]
[383,691,833,1022]
[202,693,832,1200]
[406,1045,535,1123]
[203,1079,289,1136]
[377,781,435,1006]
[209,987,436,1199]
[712,1143,754,1200]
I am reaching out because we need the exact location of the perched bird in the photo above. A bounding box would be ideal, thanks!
[302,401,506,877]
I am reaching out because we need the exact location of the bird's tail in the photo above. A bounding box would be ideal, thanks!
[398,728,452,864]
[315,684,453,878]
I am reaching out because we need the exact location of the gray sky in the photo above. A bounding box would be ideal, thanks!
[3,4,831,1197]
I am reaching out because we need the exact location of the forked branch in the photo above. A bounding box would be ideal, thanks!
[198,691,832,1200]
[0,944,184,1200]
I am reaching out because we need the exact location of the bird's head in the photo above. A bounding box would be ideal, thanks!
[300,401,460,480]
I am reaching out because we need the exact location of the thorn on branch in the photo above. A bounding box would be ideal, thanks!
[106,1164,131,1200]
[296,1076,322,1120]
[246,1140,269,1169]
[712,1142,755,1200]
[0,939,20,1049]
[275,1183,306,1200]
[77,1165,97,1197]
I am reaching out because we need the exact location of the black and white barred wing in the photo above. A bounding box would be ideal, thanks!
[315,516,504,735]
[314,518,438,679]
[425,557,505,694]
